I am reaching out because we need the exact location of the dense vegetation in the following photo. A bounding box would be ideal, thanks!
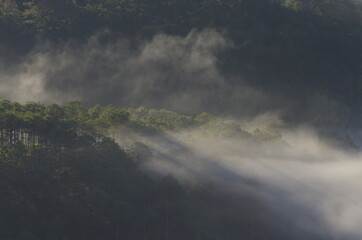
[0,97,358,239]
[0,99,316,240]
[0,98,281,144]
[1,0,362,238]
[1,0,362,124]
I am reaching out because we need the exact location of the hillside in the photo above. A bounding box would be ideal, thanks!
[2,1,362,239]
[0,99,329,240]
[0,0,362,125]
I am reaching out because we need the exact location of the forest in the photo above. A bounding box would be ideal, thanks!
[1,0,362,239]
[0,99,357,239]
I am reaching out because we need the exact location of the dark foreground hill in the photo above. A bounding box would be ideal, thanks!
[0,99,356,240]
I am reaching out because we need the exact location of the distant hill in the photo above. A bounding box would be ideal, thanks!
[1,0,362,125]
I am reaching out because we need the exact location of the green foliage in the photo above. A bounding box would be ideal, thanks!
[194,112,251,138]
[0,100,198,240]
[129,107,193,131]
[96,105,129,128]
[0,99,290,149]
[0,0,22,19]
[194,112,218,125]
[126,141,152,163]
[0,99,131,150]
[200,118,251,138]
[252,120,284,141]
[282,1,303,11]
[22,0,80,34]
[0,99,341,239]
[127,107,287,140]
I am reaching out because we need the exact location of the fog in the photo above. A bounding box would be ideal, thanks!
[0,29,276,116]
[1,28,362,239]
[117,125,362,239]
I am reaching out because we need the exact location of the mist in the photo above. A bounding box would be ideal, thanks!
[0,29,278,117]
[1,26,361,239]
[117,124,362,239]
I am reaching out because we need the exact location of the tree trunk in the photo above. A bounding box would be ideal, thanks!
[165,200,170,240]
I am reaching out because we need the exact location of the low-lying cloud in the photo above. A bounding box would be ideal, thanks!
[119,126,362,239]
[0,29,276,116]
[2,27,362,239]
